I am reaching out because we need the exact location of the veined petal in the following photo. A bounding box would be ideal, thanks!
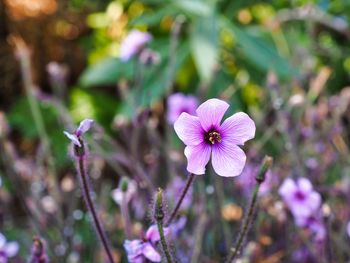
[142,243,161,262]
[220,112,256,145]
[76,119,94,136]
[63,131,81,147]
[174,113,204,146]
[196,99,229,131]
[211,142,246,177]
[184,143,211,175]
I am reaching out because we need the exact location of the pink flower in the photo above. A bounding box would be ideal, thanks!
[124,225,169,263]
[63,119,94,147]
[120,30,152,62]
[174,98,255,177]
[279,178,321,219]
[0,233,19,263]
[167,93,199,124]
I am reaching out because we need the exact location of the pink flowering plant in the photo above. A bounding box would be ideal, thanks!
[3,4,350,263]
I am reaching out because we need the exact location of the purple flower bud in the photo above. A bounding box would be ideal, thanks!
[30,236,48,263]
[64,119,94,148]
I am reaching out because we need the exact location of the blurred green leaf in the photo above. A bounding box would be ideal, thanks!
[174,0,213,17]
[221,18,297,79]
[79,58,134,87]
[190,15,219,83]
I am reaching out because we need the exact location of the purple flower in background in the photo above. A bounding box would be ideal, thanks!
[124,225,169,263]
[174,98,255,177]
[295,213,326,241]
[120,30,152,62]
[279,178,321,219]
[167,93,199,124]
[0,233,19,263]
[111,178,137,206]
[46,61,68,85]
[63,119,94,147]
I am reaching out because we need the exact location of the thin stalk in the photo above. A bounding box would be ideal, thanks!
[155,189,173,263]
[166,173,195,226]
[77,157,115,263]
[121,195,132,239]
[226,156,272,263]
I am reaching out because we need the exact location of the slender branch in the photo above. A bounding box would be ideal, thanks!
[166,173,195,226]
[226,156,273,263]
[77,155,115,263]
[155,189,173,263]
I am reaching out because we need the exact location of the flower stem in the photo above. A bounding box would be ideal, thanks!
[77,157,115,263]
[166,173,195,226]
[226,156,272,263]
[155,189,173,263]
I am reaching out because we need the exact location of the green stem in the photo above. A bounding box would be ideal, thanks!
[155,189,173,263]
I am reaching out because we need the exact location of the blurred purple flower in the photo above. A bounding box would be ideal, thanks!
[279,178,321,219]
[166,176,192,210]
[0,233,19,263]
[46,61,68,85]
[174,98,255,177]
[295,213,326,241]
[347,221,350,238]
[63,119,94,147]
[124,225,169,263]
[167,93,199,124]
[111,178,137,206]
[120,30,152,62]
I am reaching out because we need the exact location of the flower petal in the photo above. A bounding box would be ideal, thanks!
[297,178,313,194]
[196,99,229,131]
[211,142,246,177]
[220,112,256,145]
[142,243,161,262]
[184,143,211,175]
[63,131,81,147]
[76,119,94,136]
[174,113,204,146]
[4,242,19,257]
[278,178,297,199]
[145,225,160,243]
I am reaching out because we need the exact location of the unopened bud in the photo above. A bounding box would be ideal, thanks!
[120,177,129,192]
[155,188,164,222]
[256,156,273,183]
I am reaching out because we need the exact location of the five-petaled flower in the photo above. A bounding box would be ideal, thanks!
[167,93,199,124]
[120,30,152,62]
[63,119,94,147]
[279,177,321,219]
[124,225,169,263]
[0,233,19,263]
[174,98,255,177]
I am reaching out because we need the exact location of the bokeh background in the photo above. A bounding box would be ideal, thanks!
[1,0,350,262]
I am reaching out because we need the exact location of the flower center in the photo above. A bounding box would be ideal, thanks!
[205,130,222,145]
[294,191,306,201]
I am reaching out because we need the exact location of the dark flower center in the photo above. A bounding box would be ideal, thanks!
[294,191,306,201]
[205,130,222,145]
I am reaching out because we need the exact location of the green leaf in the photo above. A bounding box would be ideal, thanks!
[174,0,213,17]
[190,15,219,83]
[79,58,134,87]
[221,18,297,79]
